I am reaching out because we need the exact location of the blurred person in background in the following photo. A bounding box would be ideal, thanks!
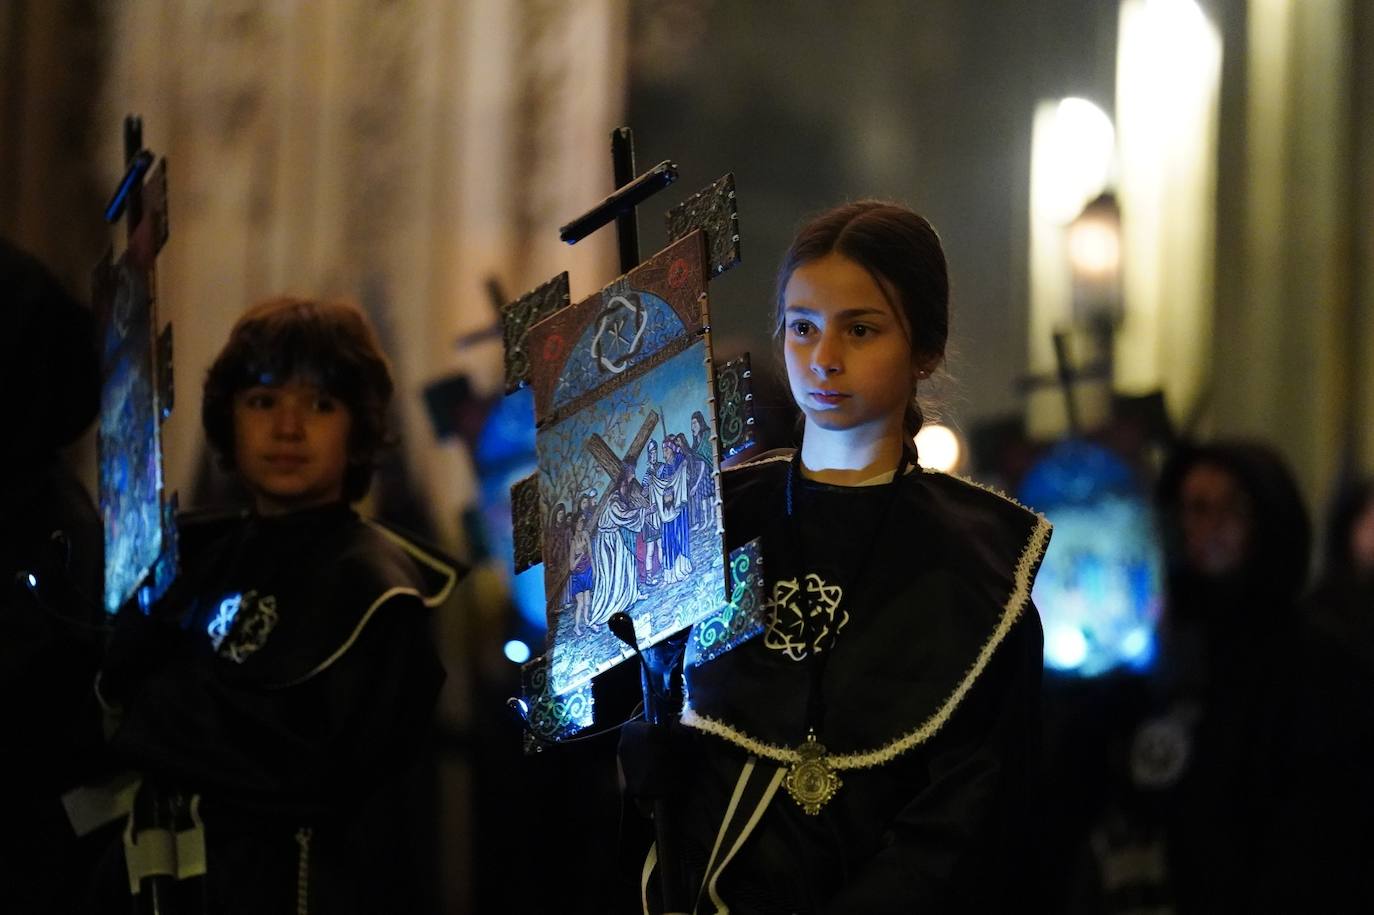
[1073,441,1311,914]
[1147,442,1308,912]
[1258,476,1374,910]
[1306,477,1374,653]
[0,238,107,914]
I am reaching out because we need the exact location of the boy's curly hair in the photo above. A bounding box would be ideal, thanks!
[202,296,395,502]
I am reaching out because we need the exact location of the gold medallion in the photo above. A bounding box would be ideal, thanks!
[783,730,842,815]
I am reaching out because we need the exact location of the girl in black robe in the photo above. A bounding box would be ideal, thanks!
[630,201,1050,913]
[93,297,459,914]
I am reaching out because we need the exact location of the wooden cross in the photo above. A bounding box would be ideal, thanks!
[584,409,660,510]
[543,409,660,617]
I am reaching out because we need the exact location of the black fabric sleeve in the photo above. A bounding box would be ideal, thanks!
[97,603,186,706]
[821,607,1044,914]
[109,593,443,822]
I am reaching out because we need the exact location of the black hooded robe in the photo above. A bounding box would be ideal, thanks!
[645,452,1050,914]
[94,502,459,914]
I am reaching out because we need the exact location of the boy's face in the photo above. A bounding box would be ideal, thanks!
[233,377,353,515]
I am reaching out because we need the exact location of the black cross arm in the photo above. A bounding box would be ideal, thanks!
[558,160,679,246]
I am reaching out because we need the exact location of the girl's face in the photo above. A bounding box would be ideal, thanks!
[691,415,703,437]
[782,253,916,441]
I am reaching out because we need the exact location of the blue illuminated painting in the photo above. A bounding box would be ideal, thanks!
[514,231,731,696]
[96,259,175,614]
[537,341,723,694]
[1018,439,1163,676]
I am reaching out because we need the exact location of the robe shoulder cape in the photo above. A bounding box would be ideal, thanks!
[96,505,463,913]
[681,451,1052,771]
[162,504,459,688]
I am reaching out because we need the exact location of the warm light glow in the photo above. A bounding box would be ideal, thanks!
[1123,0,1217,122]
[503,639,532,664]
[914,423,962,472]
[1027,97,1117,438]
[1067,217,1122,278]
[1114,0,1222,413]
[1031,98,1116,227]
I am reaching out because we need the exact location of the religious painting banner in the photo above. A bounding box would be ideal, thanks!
[536,337,725,694]
[95,156,178,614]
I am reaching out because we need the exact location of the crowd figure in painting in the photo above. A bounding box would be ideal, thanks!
[547,412,716,635]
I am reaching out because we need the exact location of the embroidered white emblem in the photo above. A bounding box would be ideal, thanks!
[762,572,846,661]
[217,591,279,664]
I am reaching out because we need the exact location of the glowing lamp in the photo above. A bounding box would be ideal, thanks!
[914,423,962,473]
[1031,97,1116,226]
[503,639,532,664]
[1067,192,1123,326]
[1067,206,1121,279]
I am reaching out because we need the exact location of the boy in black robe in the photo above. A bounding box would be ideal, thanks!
[93,297,460,913]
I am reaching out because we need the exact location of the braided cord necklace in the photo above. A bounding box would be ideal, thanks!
[780,446,910,814]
